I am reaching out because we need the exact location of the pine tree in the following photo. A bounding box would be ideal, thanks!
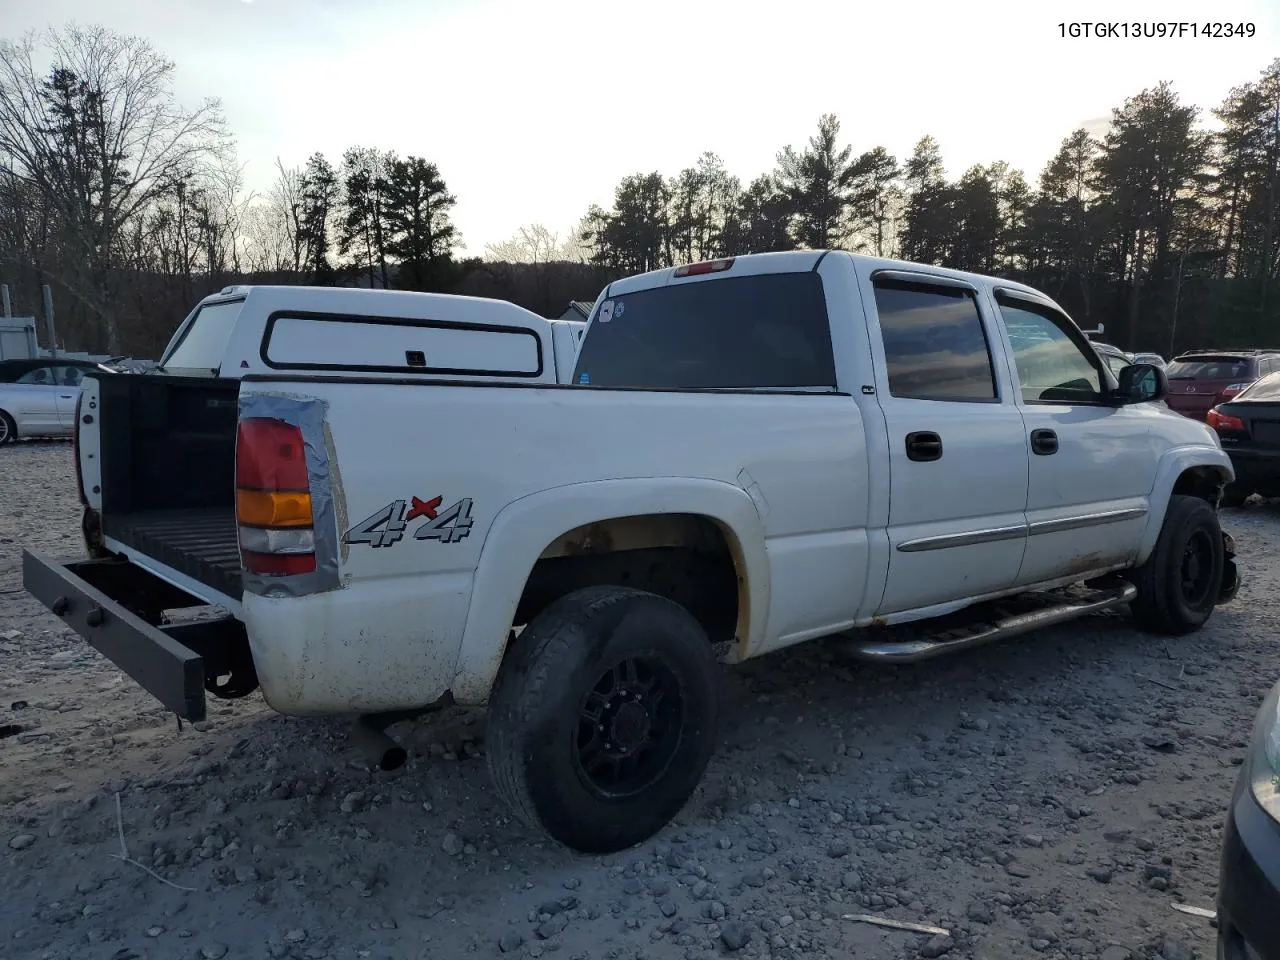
[775,114,858,249]
[382,156,459,291]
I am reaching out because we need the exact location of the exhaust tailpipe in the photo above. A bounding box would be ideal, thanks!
[352,715,408,771]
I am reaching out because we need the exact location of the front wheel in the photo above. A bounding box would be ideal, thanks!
[486,585,720,854]
[0,410,15,445]
[1126,495,1224,635]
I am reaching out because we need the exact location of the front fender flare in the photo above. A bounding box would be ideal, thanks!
[1136,444,1234,565]
[449,477,769,704]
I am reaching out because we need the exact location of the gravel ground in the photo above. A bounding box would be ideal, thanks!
[1,441,1276,960]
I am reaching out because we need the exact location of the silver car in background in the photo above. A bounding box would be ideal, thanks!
[0,360,111,444]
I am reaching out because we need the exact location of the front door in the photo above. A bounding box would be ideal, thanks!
[13,365,60,430]
[991,290,1158,587]
[867,273,1030,616]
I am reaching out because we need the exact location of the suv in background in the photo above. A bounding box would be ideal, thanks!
[1165,350,1280,422]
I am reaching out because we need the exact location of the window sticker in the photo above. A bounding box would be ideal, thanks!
[598,301,615,323]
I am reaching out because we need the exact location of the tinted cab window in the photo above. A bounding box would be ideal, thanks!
[572,272,836,390]
[871,279,996,401]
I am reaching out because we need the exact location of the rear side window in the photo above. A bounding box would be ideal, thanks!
[53,365,86,386]
[161,300,245,373]
[872,278,997,401]
[571,272,836,390]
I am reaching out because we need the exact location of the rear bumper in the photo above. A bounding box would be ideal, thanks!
[1217,682,1280,960]
[22,551,256,722]
[1224,448,1280,492]
[241,572,472,714]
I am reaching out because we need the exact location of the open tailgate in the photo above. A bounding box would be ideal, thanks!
[22,551,255,722]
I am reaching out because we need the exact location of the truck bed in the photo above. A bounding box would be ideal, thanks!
[92,372,243,600]
[106,508,242,600]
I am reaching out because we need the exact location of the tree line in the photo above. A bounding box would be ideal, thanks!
[578,66,1280,355]
[0,23,1277,357]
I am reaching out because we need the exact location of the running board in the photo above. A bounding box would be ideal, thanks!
[841,581,1137,663]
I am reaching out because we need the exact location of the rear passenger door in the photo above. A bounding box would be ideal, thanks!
[865,272,1030,616]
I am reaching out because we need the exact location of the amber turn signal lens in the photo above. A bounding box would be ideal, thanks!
[235,488,313,528]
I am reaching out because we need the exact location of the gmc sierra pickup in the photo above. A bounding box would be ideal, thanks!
[23,252,1240,854]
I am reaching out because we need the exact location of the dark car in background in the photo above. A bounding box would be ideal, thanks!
[1165,350,1280,422]
[1206,372,1280,506]
[1216,675,1280,960]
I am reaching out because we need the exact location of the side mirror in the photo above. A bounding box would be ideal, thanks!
[1115,363,1167,404]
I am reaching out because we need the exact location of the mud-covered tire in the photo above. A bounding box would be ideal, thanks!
[486,585,720,854]
[0,410,15,445]
[1126,495,1224,635]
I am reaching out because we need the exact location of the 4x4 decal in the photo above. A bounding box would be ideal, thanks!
[344,496,474,547]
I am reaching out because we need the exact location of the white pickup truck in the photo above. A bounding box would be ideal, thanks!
[24,251,1240,854]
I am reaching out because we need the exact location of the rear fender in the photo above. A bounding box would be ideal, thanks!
[1136,445,1234,565]
[449,477,768,704]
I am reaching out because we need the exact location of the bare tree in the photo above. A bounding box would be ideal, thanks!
[0,23,228,349]
[484,223,576,311]
[267,157,306,273]
[484,223,564,264]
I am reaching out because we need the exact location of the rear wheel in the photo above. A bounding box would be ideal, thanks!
[0,410,14,445]
[1126,495,1224,635]
[486,585,720,854]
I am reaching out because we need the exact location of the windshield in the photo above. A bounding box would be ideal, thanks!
[160,299,245,372]
[572,272,836,390]
[1165,357,1256,380]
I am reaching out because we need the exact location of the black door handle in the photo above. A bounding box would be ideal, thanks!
[905,431,943,462]
[1030,428,1058,455]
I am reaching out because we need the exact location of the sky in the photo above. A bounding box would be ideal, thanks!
[3,0,1279,257]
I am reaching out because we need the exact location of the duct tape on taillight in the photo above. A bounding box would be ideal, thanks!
[234,395,339,598]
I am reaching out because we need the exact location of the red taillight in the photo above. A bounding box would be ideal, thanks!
[235,418,315,576]
[236,418,309,491]
[673,258,735,278]
[72,391,87,505]
[1207,407,1246,432]
[238,551,316,577]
